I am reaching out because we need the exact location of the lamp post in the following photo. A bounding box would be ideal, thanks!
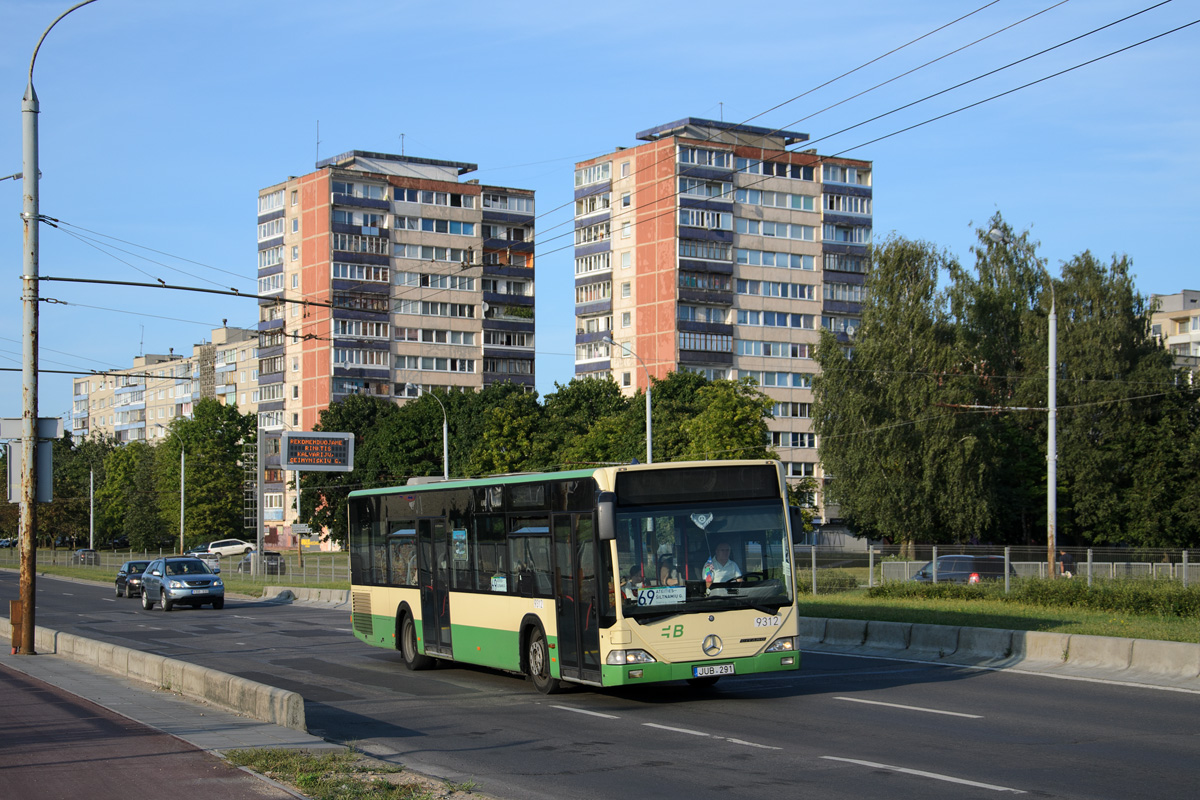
[421,388,449,480]
[603,335,652,464]
[989,228,1057,579]
[16,0,99,656]
[156,424,185,555]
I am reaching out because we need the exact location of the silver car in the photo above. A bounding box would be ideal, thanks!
[140,556,225,611]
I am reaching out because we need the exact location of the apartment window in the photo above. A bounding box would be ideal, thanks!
[824,193,872,215]
[680,272,731,292]
[621,161,630,178]
[678,240,732,261]
[575,281,612,304]
[680,178,733,199]
[622,372,631,387]
[575,252,611,276]
[334,348,389,366]
[621,311,631,328]
[678,332,733,353]
[678,147,731,168]
[620,282,631,298]
[824,253,868,274]
[482,193,533,213]
[258,218,285,240]
[291,246,299,261]
[291,274,299,289]
[292,385,299,399]
[621,222,631,238]
[575,221,611,245]
[291,357,299,372]
[677,305,726,324]
[822,164,871,186]
[574,162,612,187]
[290,190,298,206]
[575,192,610,216]
[679,209,731,230]
[824,282,868,303]
[332,262,389,282]
[621,192,631,208]
[292,413,299,427]
[331,181,386,200]
[258,273,285,294]
[258,246,284,269]
[736,249,815,271]
[259,190,284,214]
[291,218,299,233]
[770,431,817,448]
[823,224,872,245]
[621,252,631,270]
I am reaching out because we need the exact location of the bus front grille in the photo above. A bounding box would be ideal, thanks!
[351,592,374,636]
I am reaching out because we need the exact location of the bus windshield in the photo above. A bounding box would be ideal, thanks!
[610,498,792,618]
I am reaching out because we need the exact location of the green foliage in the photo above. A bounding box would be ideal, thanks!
[155,398,256,550]
[868,577,1200,619]
[681,377,776,461]
[814,569,860,594]
[815,213,1200,548]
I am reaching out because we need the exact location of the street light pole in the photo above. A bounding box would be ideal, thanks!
[603,335,652,464]
[156,424,185,554]
[989,228,1057,579]
[425,390,449,481]
[16,0,99,656]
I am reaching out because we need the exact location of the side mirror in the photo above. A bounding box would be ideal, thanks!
[597,492,616,541]
[151,570,162,577]
[213,566,221,574]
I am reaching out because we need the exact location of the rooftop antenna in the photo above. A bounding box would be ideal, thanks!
[139,325,144,356]
[315,120,320,166]
[400,133,405,156]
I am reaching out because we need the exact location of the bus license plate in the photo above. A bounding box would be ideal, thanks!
[693,664,735,678]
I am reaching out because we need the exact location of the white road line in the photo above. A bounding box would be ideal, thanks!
[834,696,982,718]
[723,737,782,750]
[643,722,710,737]
[550,705,620,719]
[821,757,1025,793]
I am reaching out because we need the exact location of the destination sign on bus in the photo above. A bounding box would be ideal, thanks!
[281,431,354,472]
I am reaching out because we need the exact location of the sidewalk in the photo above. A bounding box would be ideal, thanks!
[0,650,338,799]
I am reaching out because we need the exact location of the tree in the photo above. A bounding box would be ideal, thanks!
[540,377,630,467]
[298,393,400,547]
[814,234,967,553]
[156,398,255,550]
[681,377,776,461]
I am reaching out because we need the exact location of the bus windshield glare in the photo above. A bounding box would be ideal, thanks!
[610,497,793,617]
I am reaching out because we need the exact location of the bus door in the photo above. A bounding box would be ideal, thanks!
[418,518,452,656]
[553,513,601,683]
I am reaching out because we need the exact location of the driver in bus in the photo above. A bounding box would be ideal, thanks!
[703,543,743,588]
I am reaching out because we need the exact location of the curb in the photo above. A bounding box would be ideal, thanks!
[1,616,306,731]
[800,615,1200,688]
[264,586,349,605]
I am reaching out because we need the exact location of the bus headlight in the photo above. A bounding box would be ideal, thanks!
[765,636,796,653]
[606,649,657,665]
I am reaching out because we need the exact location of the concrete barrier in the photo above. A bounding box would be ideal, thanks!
[1066,634,1133,671]
[264,586,348,605]
[1,616,306,731]
[801,616,1200,687]
[909,624,959,659]
[823,618,867,647]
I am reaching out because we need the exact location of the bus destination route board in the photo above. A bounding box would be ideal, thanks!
[281,431,355,472]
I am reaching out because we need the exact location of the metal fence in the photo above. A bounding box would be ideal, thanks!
[792,544,1200,595]
[0,548,350,587]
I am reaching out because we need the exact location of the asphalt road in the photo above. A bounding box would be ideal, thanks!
[4,570,1198,799]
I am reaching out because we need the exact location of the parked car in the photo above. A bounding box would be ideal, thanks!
[236,550,286,575]
[71,548,99,566]
[207,538,255,558]
[114,560,151,598]
[0,537,13,548]
[185,543,210,555]
[912,555,1015,584]
[140,556,225,611]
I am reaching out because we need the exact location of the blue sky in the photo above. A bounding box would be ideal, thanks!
[3,0,1197,426]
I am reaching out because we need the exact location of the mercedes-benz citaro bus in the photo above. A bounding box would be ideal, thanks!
[347,460,800,693]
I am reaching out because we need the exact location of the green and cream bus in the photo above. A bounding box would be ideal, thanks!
[347,459,800,692]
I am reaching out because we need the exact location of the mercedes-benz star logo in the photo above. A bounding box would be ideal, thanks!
[702,634,723,656]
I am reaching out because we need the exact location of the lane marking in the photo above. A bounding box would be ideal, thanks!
[834,696,982,718]
[643,722,710,737]
[550,705,619,719]
[724,737,782,750]
[821,756,1025,793]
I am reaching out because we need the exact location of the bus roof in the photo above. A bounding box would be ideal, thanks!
[347,460,782,499]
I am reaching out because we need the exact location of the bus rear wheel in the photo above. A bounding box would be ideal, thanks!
[401,614,435,671]
[527,626,561,694]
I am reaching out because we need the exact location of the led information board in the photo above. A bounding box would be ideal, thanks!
[281,431,354,472]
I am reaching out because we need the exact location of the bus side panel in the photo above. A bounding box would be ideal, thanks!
[448,592,557,675]
[351,586,421,651]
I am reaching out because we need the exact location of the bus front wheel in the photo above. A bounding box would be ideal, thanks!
[527,626,561,694]
[400,614,435,671]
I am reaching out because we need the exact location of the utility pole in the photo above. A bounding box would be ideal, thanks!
[17,2,98,655]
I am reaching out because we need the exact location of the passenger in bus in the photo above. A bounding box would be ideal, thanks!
[658,555,682,587]
[703,543,743,587]
[622,566,647,600]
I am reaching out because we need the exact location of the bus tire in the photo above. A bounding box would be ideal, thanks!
[400,613,435,671]
[526,625,561,694]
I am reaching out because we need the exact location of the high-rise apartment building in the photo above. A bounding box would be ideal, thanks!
[255,150,535,545]
[572,118,871,523]
[70,325,261,443]
[1150,289,1200,378]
